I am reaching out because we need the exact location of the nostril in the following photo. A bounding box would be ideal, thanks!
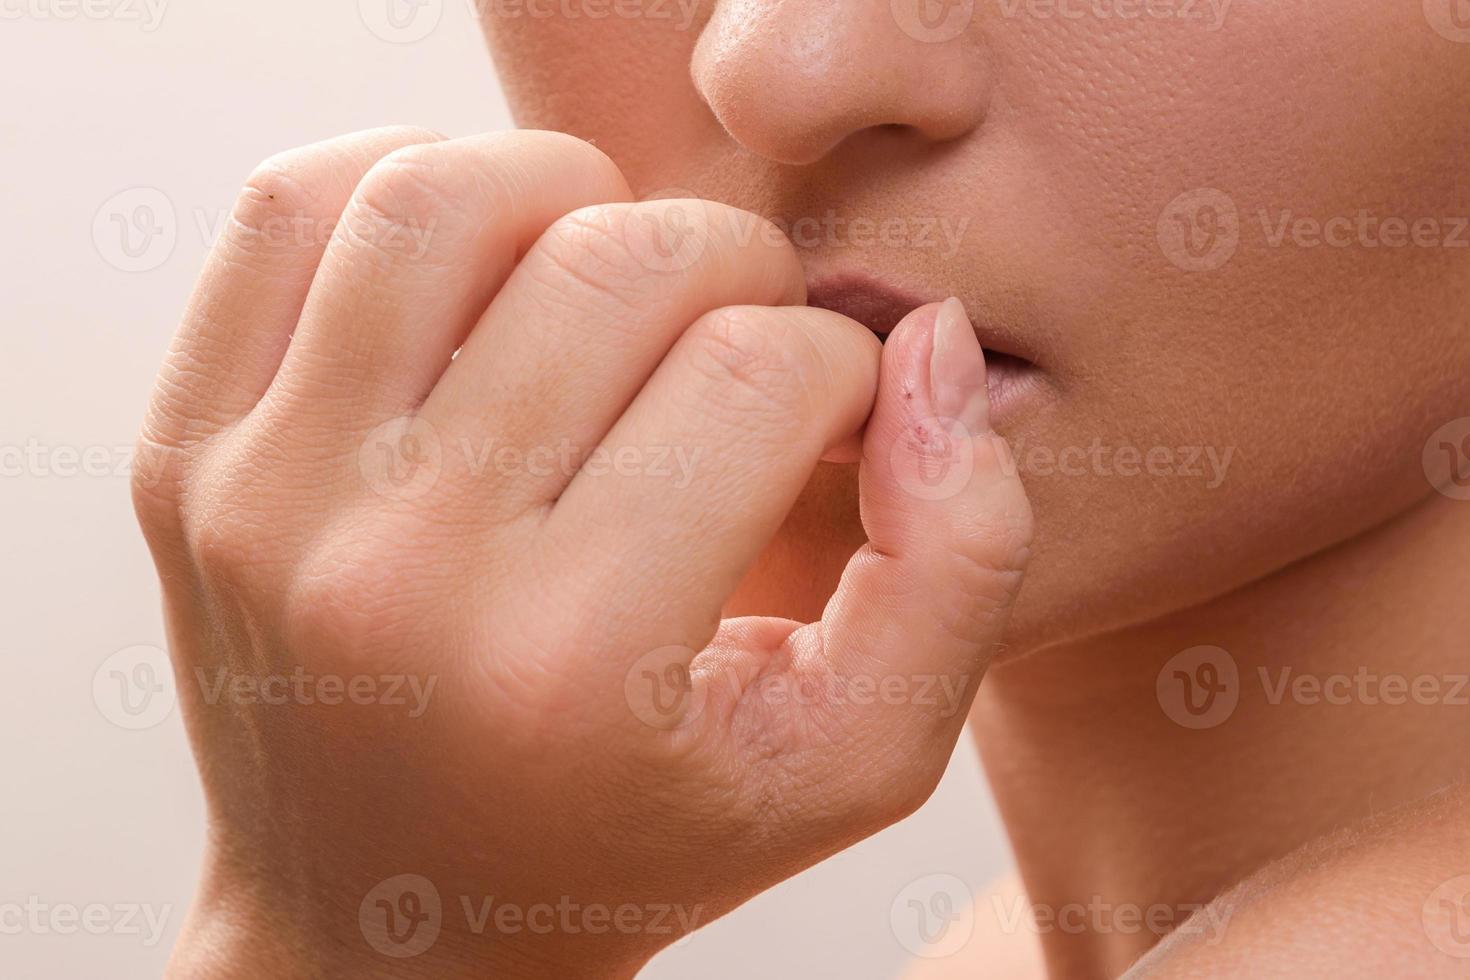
[689,1,990,167]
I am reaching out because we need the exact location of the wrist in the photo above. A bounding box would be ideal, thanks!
[167,855,661,979]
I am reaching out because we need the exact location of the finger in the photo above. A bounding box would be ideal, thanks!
[684,301,1031,842]
[420,200,806,513]
[143,126,443,442]
[807,298,1032,740]
[263,131,632,431]
[543,305,881,663]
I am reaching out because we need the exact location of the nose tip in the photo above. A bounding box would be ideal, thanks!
[690,3,989,166]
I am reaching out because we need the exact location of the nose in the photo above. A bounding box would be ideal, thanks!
[690,0,990,166]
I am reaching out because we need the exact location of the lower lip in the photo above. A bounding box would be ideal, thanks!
[975,350,1046,429]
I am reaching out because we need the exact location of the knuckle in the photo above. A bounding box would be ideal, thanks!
[233,129,446,247]
[960,487,1035,578]
[614,198,707,257]
[128,427,186,541]
[338,144,467,264]
[183,504,267,595]
[940,508,1033,631]
[687,307,810,416]
[352,144,463,229]
[234,148,328,241]
[703,201,796,257]
[508,129,629,195]
[173,456,281,597]
[538,204,667,307]
[280,533,433,662]
[131,406,237,555]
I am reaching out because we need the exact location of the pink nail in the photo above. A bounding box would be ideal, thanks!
[929,297,990,432]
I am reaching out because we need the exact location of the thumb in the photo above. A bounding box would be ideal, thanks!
[810,297,1033,760]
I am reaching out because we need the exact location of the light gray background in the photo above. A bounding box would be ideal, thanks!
[1,3,1012,977]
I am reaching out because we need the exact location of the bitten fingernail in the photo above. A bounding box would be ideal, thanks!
[929,296,990,432]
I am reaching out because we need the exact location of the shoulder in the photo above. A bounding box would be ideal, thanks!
[1130,783,1470,978]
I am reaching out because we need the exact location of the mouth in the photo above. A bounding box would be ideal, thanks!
[806,274,1045,426]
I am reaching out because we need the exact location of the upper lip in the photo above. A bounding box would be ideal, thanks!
[805,273,1034,364]
[806,275,928,337]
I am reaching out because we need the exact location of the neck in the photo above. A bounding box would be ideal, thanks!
[974,493,1470,977]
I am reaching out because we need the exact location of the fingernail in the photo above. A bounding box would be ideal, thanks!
[930,297,990,432]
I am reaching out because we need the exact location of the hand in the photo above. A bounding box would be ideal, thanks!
[133,127,1032,978]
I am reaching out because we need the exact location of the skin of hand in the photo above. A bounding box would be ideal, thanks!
[478,8,1470,973]
[131,127,1032,978]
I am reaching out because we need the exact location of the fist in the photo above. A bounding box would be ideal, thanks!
[133,127,1031,978]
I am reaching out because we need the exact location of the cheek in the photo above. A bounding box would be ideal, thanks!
[481,16,716,191]
[997,2,1470,644]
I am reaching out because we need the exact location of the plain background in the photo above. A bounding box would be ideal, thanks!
[1,3,1014,977]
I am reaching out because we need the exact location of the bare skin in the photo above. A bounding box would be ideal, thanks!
[137,0,1470,976]
[905,495,1470,977]
[135,130,1031,978]
[478,1,1470,973]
